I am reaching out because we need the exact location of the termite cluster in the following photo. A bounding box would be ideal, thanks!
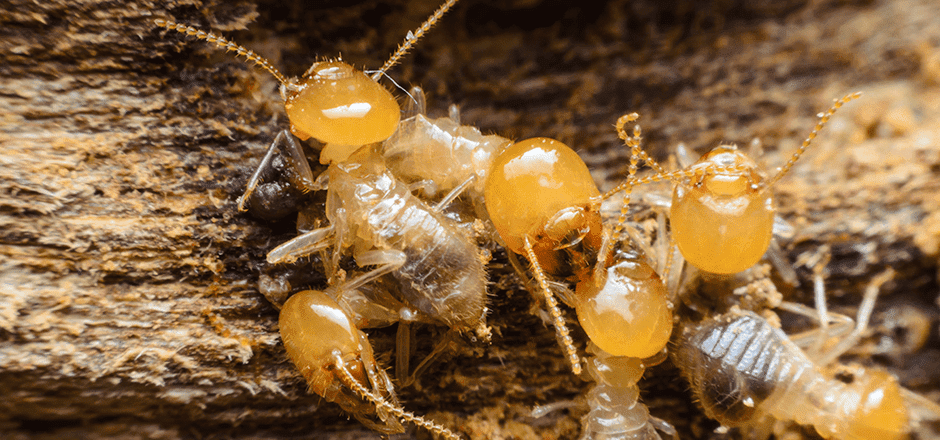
[154,1,940,438]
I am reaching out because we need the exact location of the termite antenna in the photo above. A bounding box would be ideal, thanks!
[766,91,862,188]
[523,238,583,375]
[154,19,292,87]
[372,0,460,81]
[333,354,463,440]
[610,112,642,244]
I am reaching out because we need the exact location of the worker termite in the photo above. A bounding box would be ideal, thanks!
[383,86,512,220]
[604,92,862,275]
[530,230,676,438]
[673,269,940,440]
[266,144,490,342]
[279,269,462,440]
[154,0,460,212]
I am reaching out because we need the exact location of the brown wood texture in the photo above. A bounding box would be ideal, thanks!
[2,0,940,439]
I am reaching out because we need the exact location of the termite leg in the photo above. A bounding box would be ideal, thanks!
[238,130,317,211]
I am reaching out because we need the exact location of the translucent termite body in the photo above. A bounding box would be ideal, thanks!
[580,345,675,440]
[675,310,909,440]
[605,93,861,274]
[268,145,490,341]
[383,87,512,217]
[280,284,461,440]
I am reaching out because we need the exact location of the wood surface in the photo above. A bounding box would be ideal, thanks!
[2,0,939,438]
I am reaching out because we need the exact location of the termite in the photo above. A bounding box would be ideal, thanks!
[531,234,675,438]
[279,269,462,440]
[604,92,861,274]
[674,269,940,440]
[267,144,490,342]
[154,0,460,212]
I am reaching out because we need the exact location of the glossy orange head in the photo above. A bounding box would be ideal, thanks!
[670,146,774,274]
[279,290,370,407]
[485,137,602,268]
[834,369,908,440]
[575,253,673,358]
[284,61,401,163]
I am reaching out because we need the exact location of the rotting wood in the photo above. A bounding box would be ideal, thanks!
[2,0,939,439]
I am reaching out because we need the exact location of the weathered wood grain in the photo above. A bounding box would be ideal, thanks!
[2,0,939,439]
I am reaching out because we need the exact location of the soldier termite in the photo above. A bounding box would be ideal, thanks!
[154,0,460,211]
[604,92,861,275]
[280,269,462,440]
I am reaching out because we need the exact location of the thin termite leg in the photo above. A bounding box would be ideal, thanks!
[809,258,832,358]
[650,416,679,440]
[237,131,280,212]
[766,91,862,188]
[372,0,461,80]
[279,132,317,191]
[237,130,317,211]
[523,236,582,375]
[348,250,407,291]
[433,175,474,211]
[333,354,463,440]
[815,268,895,366]
[402,86,428,119]
[402,331,459,387]
[267,226,334,264]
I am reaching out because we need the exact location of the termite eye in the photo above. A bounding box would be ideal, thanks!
[670,147,774,274]
[574,258,672,359]
[484,137,600,255]
[284,61,401,152]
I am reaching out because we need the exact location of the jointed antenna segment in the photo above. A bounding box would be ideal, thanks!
[767,91,862,188]
[373,0,460,80]
[154,19,290,86]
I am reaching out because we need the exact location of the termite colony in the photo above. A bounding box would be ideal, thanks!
[153,1,940,439]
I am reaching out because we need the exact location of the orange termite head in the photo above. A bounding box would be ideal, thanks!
[284,60,401,162]
[574,250,673,359]
[279,290,388,418]
[824,367,908,440]
[484,137,603,274]
[670,145,775,274]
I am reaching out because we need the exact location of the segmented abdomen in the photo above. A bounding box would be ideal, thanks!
[674,311,818,426]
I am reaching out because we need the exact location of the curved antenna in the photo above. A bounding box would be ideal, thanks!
[154,19,291,86]
[766,91,862,188]
[372,0,460,81]
[333,354,463,440]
